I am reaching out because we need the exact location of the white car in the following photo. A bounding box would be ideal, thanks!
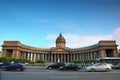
[85,63,112,72]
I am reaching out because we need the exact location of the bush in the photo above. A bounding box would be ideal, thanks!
[0,57,31,63]
[36,60,48,66]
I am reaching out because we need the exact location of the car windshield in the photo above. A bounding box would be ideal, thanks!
[92,63,103,66]
[116,63,120,66]
[66,64,73,66]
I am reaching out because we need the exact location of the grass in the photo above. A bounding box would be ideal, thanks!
[26,63,48,67]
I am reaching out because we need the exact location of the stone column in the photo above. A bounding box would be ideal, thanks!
[54,53,57,62]
[113,49,118,57]
[100,49,106,58]
[44,54,46,61]
[42,54,44,60]
[37,54,40,60]
[59,54,61,62]
[57,54,60,62]
[71,54,73,61]
[79,54,81,60]
[82,54,84,60]
[53,53,55,63]
[29,53,31,61]
[46,54,48,61]
[27,52,30,60]
[86,53,88,60]
[35,53,37,61]
[21,51,25,59]
[90,52,92,59]
[26,52,28,59]
[89,53,91,59]
[73,54,75,60]
[92,52,95,59]
[67,53,69,63]
[63,53,65,62]
[69,54,71,62]
[11,50,15,58]
[20,52,23,59]
[81,54,83,60]
[96,51,99,58]
[50,53,53,63]
[13,50,20,58]
[77,53,79,60]
[1,49,7,57]
[84,53,86,60]
[61,53,63,62]
[70,54,72,61]
[74,54,76,60]
[30,53,32,61]
[34,53,36,62]
[95,52,97,59]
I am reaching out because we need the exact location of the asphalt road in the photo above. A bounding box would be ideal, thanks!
[0,67,120,80]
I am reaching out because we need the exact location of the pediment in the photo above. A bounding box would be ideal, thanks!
[51,47,69,52]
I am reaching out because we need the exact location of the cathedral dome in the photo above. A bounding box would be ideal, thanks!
[56,33,66,43]
[56,33,66,48]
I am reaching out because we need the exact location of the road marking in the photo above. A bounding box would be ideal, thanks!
[51,77,77,78]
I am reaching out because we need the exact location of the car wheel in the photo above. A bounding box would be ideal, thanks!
[20,69,24,71]
[16,68,21,71]
[2,68,7,71]
[91,68,96,72]
[62,68,66,71]
[106,68,110,72]
[48,67,52,70]
[75,68,80,71]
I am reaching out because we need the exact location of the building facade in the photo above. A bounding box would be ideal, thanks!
[1,33,118,63]
[0,51,1,57]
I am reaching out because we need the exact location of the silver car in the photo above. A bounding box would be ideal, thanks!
[85,63,112,72]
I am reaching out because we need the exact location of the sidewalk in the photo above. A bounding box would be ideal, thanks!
[26,66,46,69]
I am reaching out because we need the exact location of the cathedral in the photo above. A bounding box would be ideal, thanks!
[1,33,118,63]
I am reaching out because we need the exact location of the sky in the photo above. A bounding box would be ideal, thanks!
[0,0,120,51]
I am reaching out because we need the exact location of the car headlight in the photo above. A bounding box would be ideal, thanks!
[59,66,63,69]
[85,67,92,70]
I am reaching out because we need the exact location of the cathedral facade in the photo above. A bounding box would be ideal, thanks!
[1,33,118,63]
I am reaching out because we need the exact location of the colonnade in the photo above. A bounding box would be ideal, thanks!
[3,48,117,63]
[19,51,100,62]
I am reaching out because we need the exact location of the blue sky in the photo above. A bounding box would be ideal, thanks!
[0,0,120,50]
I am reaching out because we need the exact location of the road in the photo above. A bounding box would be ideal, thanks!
[0,67,120,80]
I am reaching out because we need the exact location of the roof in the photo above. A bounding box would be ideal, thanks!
[56,33,66,42]
[70,44,100,51]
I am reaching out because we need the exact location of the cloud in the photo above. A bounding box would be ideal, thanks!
[64,34,113,48]
[112,27,120,48]
[46,34,57,40]
[46,27,120,49]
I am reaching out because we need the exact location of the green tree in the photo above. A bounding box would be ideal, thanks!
[36,60,48,66]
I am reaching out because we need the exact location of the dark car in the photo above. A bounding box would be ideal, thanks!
[0,62,12,68]
[113,63,120,69]
[47,62,65,69]
[1,63,26,71]
[59,64,81,71]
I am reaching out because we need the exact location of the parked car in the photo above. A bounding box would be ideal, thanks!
[107,63,114,68]
[1,63,26,71]
[85,63,112,72]
[47,62,65,69]
[0,62,12,68]
[113,63,120,69]
[59,63,81,71]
